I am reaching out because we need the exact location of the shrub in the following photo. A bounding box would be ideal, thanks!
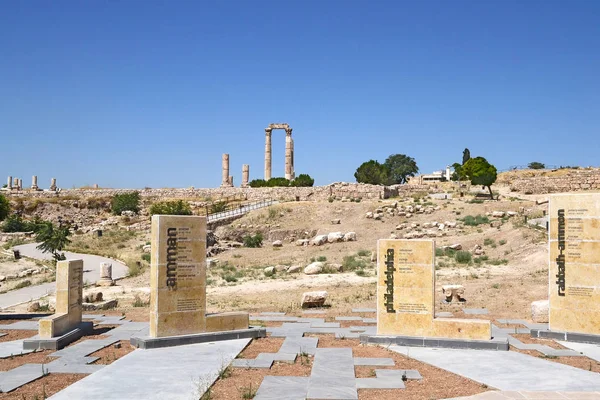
[243,233,263,248]
[14,280,32,289]
[435,248,444,257]
[290,174,315,187]
[489,258,509,265]
[141,253,151,263]
[357,249,371,257]
[328,197,334,203]
[316,256,327,262]
[461,215,490,226]
[483,238,495,247]
[355,269,367,277]
[342,255,367,271]
[1,215,28,233]
[267,177,290,187]
[499,239,507,246]
[473,255,489,264]
[127,261,144,277]
[249,179,268,188]
[455,251,472,264]
[0,194,9,221]
[528,162,545,170]
[149,200,192,216]
[111,192,140,215]
[222,274,238,283]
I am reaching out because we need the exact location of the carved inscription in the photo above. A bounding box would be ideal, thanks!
[384,249,395,313]
[556,209,566,296]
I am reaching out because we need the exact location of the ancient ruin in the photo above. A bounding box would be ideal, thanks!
[221,153,232,187]
[265,123,295,181]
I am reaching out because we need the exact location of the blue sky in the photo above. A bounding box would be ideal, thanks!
[1,0,599,189]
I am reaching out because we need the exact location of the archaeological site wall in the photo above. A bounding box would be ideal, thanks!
[504,169,600,195]
[2,183,433,202]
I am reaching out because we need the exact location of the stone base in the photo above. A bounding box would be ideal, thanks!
[360,334,509,351]
[130,327,266,350]
[23,322,93,351]
[95,279,114,287]
[531,329,600,345]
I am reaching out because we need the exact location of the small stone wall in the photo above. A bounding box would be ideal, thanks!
[508,169,600,194]
[0,231,34,243]
[2,183,433,202]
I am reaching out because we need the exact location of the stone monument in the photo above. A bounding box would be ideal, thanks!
[376,239,491,339]
[39,259,84,338]
[50,178,57,191]
[31,175,38,190]
[241,164,250,187]
[548,193,600,335]
[264,123,295,181]
[148,215,250,339]
[96,262,114,287]
[221,154,233,187]
[6,176,12,190]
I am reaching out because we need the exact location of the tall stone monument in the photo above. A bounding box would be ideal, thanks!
[39,259,84,338]
[548,193,600,335]
[241,164,250,188]
[6,176,12,190]
[150,215,249,339]
[221,154,232,187]
[31,175,38,190]
[376,239,490,339]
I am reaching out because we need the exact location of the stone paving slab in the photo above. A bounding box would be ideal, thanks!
[356,377,405,389]
[436,312,455,318]
[307,348,357,400]
[280,337,319,355]
[445,391,600,399]
[0,340,35,358]
[302,310,326,314]
[335,316,363,321]
[255,376,309,400]
[463,308,489,315]
[507,336,582,357]
[351,308,376,313]
[353,357,395,366]
[0,363,45,393]
[559,341,600,362]
[0,321,40,330]
[389,345,600,391]
[259,312,287,316]
[48,338,251,400]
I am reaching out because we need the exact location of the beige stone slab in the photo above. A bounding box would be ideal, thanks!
[206,312,249,332]
[150,215,208,338]
[549,194,600,335]
[376,239,491,340]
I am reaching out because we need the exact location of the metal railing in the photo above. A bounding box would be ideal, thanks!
[206,199,277,223]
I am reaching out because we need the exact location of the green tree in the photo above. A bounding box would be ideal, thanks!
[36,223,71,261]
[451,162,466,181]
[462,148,471,165]
[528,161,545,170]
[0,194,9,221]
[354,160,389,185]
[290,174,315,187]
[383,154,419,184]
[462,157,498,199]
[111,192,140,215]
[149,200,192,216]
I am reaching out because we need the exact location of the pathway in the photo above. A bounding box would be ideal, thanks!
[0,244,128,309]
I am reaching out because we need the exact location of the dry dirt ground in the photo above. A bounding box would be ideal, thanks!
[0,192,562,399]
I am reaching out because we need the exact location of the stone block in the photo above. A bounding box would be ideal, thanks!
[301,291,328,308]
[205,312,249,332]
[531,299,549,323]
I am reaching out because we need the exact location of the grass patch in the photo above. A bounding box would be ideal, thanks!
[357,249,371,257]
[316,256,327,262]
[499,239,507,246]
[461,215,490,226]
[455,251,472,264]
[14,280,32,289]
[342,255,368,271]
[488,259,509,265]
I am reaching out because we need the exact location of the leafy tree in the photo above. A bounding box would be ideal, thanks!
[354,160,390,185]
[243,233,263,248]
[36,222,71,261]
[462,157,498,199]
[528,161,545,170]
[111,192,140,215]
[462,148,471,165]
[149,200,192,216]
[0,194,9,221]
[451,163,466,181]
[267,177,290,187]
[290,174,315,187]
[383,154,419,184]
[248,179,268,188]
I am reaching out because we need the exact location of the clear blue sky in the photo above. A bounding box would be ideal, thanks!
[1,0,599,189]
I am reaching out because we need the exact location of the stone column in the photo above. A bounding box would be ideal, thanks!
[97,262,114,286]
[285,129,293,180]
[221,154,231,187]
[228,176,233,187]
[18,179,23,190]
[264,128,272,181]
[93,184,99,189]
[7,176,12,189]
[291,136,295,180]
[14,177,19,189]
[241,164,250,187]
[50,178,57,191]
[31,175,38,190]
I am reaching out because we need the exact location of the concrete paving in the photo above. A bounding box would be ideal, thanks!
[49,338,251,400]
[0,244,129,310]
[446,391,600,399]
[559,341,600,362]
[390,345,600,391]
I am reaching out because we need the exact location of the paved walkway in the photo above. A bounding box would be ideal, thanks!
[389,346,600,392]
[0,244,128,309]
[449,391,600,399]
[48,338,251,400]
